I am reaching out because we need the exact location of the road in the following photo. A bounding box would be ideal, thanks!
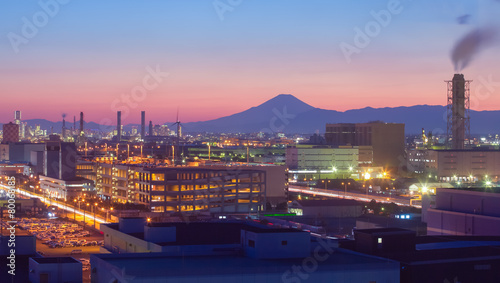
[288,185,422,208]
[3,185,108,229]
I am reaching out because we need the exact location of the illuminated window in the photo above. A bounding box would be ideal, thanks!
[377,238,382,244]
[151,173,165,181]
[151,185,165,192]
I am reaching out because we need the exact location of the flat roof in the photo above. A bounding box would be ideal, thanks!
[435,149,500,152]
[354,227,416,236]
[439,187,500,194]
[417,241,500,251]
[30,257,79,264]
[391,245,500,264]
[91,249,398,278]
[296,199,362,207]
[108,221,304,246]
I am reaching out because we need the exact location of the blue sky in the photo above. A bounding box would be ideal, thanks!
[1,0,499,124]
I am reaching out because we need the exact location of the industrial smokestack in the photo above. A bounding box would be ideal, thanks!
[62,113,67,140]
[149,120,153,136]
[141,111,145,140]
[117,111,122,141]
[80,112,84,135]
[446,74,470,150]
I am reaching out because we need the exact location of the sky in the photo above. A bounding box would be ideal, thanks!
[1,0,500,125]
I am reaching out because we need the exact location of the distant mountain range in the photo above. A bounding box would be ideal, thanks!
[3,94,500,134]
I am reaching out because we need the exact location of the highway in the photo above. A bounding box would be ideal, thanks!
[1,184,107,227]
[288,185,421,208]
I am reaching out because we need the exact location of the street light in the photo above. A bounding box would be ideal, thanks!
[73,199,77,221]
[341,182,351,199]
[107,207,114,222]
[93,202,98,228]
[321,179,330,190]
[84,203,89,225]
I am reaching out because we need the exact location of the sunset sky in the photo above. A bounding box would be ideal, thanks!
[1,0,500,125]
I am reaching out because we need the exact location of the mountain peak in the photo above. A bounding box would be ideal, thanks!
[258,94,315,113]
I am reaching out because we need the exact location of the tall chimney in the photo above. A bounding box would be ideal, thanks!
[149,121,153,136]
[80,112,84,135]
[446,74,470,150]
[141,111,146,140]
[117,111,122,141]
[62,118,66,139]
[452,74,465,149]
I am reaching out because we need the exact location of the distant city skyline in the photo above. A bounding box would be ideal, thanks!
[1,0,500,124]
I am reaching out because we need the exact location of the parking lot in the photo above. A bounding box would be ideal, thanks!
[17,217,103,249]
[13,217,104,282]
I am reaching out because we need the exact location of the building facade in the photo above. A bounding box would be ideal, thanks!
[40,175,94,200]
[78,163,287,214]
[407,149,500,181]
[2,122,20,143]
[325,122,405,169]
[427,188,500,236]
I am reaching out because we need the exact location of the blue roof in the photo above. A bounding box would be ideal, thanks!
[416,241,500,251]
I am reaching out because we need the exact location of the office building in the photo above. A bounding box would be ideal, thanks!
[407,149,500,181]
[40,175,94,200]
[325,122,404,169]
[80,163,287,213]
[286,145,363,170]
[2,122,20,143]
[44,142,77,180]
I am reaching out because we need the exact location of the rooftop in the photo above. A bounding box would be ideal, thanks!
[439,187,500,194]
[30,257,80,264]
[90,249,398,278]
[107,220,301,246]
[295,199,362,207]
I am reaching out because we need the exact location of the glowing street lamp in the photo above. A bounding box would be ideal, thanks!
[422,186,428,194]
[341,182,351,199]
[93,202,98,228]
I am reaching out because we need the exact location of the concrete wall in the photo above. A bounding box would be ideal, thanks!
[436,150,500,178]
[435,188,500,217]
[303,205,362,218]
[286,146,358,170]
[427,188,500,235]
[28,258,82,283]
[427,208,500,235]
[0,144,9,161]
[144,226,176,243]
[241,230,310,259]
